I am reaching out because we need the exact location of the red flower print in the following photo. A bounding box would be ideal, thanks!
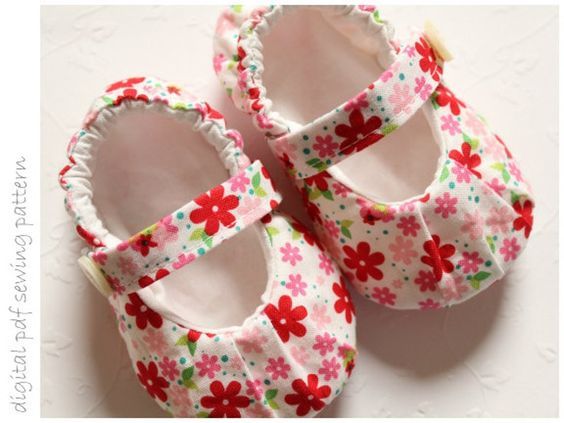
[421,235,455,282]
[434,84,465,115]
[138,268,169,288]
[448,142,482,178]
[284,374,332,417]
[304,170,330,192]
[332,277,355,324]
[343,241,385,282]
[291,219,318,247]
[131,233,157,257]
[335,109,384,155]
[264,295,307,343]
[414,270,438,292]
[513,199,534,238]
[125,293,163,329]
[113,88,149,106]
[136,361,169,402]
[358,200,396,225]
[201,380,250,418]
[415,36,443,81]
[106,77,145,92]
[301,188,322,224]
[189,185,239,236]
[372,286,397,306]
[397,215,421,237]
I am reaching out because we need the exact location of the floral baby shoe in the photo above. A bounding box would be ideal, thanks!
[59,76,356,417]
[213,6,534,309]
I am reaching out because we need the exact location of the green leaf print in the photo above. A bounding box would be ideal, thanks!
[439,165,450,182]
[486,235,496,253]
[320,190,334,201]
[196,411,209,418]
[306,158,328,172]
[190,228,205,241]
[251,172,261,189]
[175,334,188,346]
[265,389,278,400]
[470,271,491,290]
[341,220,353,239]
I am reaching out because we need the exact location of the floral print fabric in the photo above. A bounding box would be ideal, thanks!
[89,160,281,295]
[60,75,357,417]
[213,5,534,309]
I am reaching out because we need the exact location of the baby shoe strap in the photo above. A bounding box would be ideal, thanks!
[80,160,281,296]
[272,31,444,179]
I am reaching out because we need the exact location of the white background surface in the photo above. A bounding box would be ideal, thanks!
[40,5,558,418]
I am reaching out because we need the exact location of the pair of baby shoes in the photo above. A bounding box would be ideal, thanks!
[60,5,534,418]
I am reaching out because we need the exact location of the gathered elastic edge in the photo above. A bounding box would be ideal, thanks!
[236,5,396,139]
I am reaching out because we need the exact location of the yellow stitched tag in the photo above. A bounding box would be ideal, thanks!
[424,20,453,62]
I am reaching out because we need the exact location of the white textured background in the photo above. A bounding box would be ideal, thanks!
[40,5,558,418]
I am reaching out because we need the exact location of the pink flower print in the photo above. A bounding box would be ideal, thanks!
[452,162,472,183]
[319,356,341,381]
[457,251,484,274]
[484,134,505,161]
[312,332,336,356]
[229,355,244,371]
[318,252,334,275]
[153,215,179,249]
[405,45,416,58]
[274,137,298,161]
[508,162,523,182]
[195,354,221,378]
[168,384,193,410]
[392,279,404,289]
[238,196,266,225]
[237,69,249,91]
[381,61,400,82]
[142,328,168,357]
[313,135,338,158]
[440,115,461,136]
[435,192,458,218]
[324,220,340,239]
[486,206,513,234]
[290,345,310,366]
[389,236,417,265]
[399,200,416,213]
[286,273,307,297]
[256,113,274,129]
[172,253,196,270]
[499,237,521,262]
[419,298,442,310]
[332,181,350,198]
[486,178,506,196]
[237,327,268,353]
[358,5,376,12]
[372,286,397,306]
[91,250,107,265]
[464,113,486,136]
[441,275,469,302]
[310,304,332,330]
[414,269,438,292]
[245,379,263,401]
[106,276,125,295]
[158,356,179,381]
[247,402,274,418]
[396,215,421,237]
[344,91,369,111]
[230,173,250,193]
[280,242,303,266]
[226,129,244,149]
[265,357,291,380]
[213,53,226,73]
[461,210,485,240]
[389,83,415,115]
[414,76,432,100]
